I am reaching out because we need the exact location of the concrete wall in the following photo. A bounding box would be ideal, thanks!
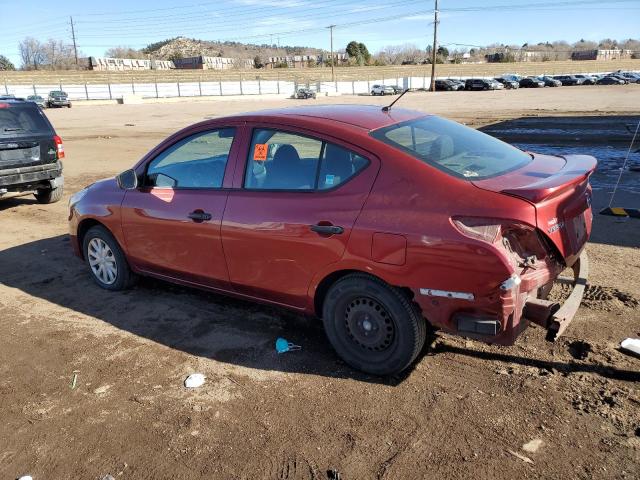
[3,69,638,101]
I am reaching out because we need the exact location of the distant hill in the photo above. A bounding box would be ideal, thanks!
[141,36,324,61]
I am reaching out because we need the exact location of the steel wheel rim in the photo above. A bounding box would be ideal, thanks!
[344,297,395,352]
[87,238,117,285]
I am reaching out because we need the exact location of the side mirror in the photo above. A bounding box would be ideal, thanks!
[116,169,138,190]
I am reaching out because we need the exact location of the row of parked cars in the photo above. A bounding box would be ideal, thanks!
[433,70,640,91]
[0,91,71,108]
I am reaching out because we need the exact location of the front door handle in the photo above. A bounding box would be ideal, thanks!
[188,210,212,223]
[310,224,344,235]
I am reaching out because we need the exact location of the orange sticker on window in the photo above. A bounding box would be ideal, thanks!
[253,143,268,161]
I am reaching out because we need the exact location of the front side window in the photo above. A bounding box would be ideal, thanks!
[146,128,235,188]
[244,129,368,190]
[371,116,531,180]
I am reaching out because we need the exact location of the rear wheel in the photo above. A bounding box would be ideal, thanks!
[34,185,63,204]
[322,274,427,376]
[83,225,136,291]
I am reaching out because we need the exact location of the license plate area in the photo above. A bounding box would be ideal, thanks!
[0,145,40,166]
[571,210,587,248]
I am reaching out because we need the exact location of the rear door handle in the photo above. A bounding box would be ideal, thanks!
[310,224,344,235]
[188,210,212,222]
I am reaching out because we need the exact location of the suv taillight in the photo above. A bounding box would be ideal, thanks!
[53,135,65,159]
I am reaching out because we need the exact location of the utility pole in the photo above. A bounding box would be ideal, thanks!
[70,16,78,66]
[429,0,439,92]
[328,24,335,82]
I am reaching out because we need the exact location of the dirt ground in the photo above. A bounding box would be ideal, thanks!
[1,86,639,480]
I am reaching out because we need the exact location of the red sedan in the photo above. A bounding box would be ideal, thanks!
[68,105,595,375]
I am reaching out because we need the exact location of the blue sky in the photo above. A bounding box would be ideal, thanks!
[1,0,638,66]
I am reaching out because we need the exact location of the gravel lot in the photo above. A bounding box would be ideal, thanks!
[1,85,639,479]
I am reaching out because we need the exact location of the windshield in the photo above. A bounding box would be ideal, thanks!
[370,116,532,180]
[0,104,52,136]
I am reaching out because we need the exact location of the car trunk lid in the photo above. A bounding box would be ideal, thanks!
[473,152,597,262]
[0,135,58,169]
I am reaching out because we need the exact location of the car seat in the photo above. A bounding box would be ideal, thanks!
[319,144,353,188]
[264,144,310,189]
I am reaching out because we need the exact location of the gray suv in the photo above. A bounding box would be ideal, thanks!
[0,99,64,203]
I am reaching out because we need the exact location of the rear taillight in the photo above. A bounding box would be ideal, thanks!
[53,135,65,159]
[452,217,503,244]
[452,217,534,244]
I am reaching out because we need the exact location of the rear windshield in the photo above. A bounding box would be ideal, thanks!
[0,104,52,136]
[370,116,531,180]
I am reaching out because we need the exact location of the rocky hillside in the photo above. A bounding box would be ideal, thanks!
[142,37,323,61]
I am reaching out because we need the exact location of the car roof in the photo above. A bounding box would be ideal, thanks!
[225,105,429,131]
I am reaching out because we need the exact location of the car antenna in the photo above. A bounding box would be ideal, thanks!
[382,89,410,112]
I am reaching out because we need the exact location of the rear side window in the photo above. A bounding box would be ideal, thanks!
[371,116,531,180]
[146,128,235,188]
[244,128,368,190]
[0,104,52,136]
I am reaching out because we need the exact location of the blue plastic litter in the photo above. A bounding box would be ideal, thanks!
[275,337,301,354]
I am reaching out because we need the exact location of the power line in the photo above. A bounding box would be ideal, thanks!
[75,0,415,38]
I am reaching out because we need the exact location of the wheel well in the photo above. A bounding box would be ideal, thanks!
[313,269,418,318]
[76,219,107,258]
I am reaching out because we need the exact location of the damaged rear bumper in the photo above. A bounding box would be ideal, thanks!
[523,251,588,341]
[414,251,589,345]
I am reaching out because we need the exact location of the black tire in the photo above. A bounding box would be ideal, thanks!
[82,225,137,291]
[34,185,63,204]
[322,274,427,376]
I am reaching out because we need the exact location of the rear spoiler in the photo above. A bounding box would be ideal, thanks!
[501,154,597,203]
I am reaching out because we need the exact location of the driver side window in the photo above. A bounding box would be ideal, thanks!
[145,128,235,189]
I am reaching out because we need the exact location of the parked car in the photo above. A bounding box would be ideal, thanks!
[552,75,585,86]
[26,95,46,108]
[607,74,629,84]
[296,88,316,99]
[435,79,463,91]
[389,85,404,94]
[371,85,396,95]
[0,98,64,203]
[465,78,501,90]
[596,76,625,85]
[449,80,466,90]
[494,77,519,89]
[68,105,595,375]
[537,76,562,87]
[573,74,597,85]
[46,90,71,108]
[519,77,545,88]
[615,71,640,83]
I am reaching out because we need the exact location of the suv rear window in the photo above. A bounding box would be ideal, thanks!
[0,103,52,137]
[370,116,531,180]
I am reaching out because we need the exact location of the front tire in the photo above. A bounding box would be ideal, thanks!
[34,185,63,204]
[83,225,136,291]
[322,274,427,376]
